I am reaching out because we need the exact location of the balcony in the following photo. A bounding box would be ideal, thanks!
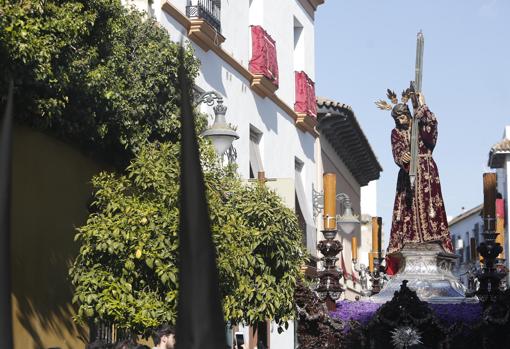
[294,71,318,134]
[295,71,317,118]
[249,25,279,98]
[186,0,221,33]
[183,0,224,51]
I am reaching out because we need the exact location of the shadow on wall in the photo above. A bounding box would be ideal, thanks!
[196,48,227,97]
[11,125,104,349]
[297,127,315,162]
[254,94,278,134]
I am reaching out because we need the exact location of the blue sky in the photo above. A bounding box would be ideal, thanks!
[315,0,510,240]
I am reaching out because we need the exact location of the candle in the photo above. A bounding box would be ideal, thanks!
[470,237,477,261]
[323,173,337,230]
[368,252,374,272]
[483,173,497,231]
[377,217,382,256]
[371,217,379,254]
[351,236,358,260]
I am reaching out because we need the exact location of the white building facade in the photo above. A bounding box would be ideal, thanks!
[316,98,382,299]
[122,0,384,345]
[449,205,483,285]
[488,125,510,278]
[123,1,326,348]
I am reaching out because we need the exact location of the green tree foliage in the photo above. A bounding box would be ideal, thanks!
[69,141,306,337]
[2,0,306,337]
[0,0,200,163]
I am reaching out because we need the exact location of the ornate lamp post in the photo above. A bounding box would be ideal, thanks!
[312,174,360,310]
[196,91,239,158]
[476,173,506,302]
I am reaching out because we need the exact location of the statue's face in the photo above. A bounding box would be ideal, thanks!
[396,113,410,127]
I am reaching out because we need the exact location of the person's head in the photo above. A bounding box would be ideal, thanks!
[113,339,137,349]
[152,324,176,349]
[391,103,411,129]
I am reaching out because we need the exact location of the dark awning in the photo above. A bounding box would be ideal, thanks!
[317,97,382,186]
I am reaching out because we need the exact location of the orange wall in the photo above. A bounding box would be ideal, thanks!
[11,125,103,348]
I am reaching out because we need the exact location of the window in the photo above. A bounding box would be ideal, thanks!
[249,0,263,27]
[249,126,263,179]
[295,157,316,252]
[295,158,307,246]
[293,17,304,72]
[465,232,470,261]
[457,236,464,264]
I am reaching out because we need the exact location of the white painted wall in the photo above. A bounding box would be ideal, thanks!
[449,209,483,285]
[153,1,321,347]
[270,321,295,349]
[157,2,319,254]
[156,0,316,105]
[359,180,377,268]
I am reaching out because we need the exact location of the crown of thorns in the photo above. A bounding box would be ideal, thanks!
[374,88,413,110]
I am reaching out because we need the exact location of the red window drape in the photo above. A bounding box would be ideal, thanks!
[294,71,317,117]
[249,25,279,87]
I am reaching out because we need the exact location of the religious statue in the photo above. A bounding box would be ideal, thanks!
[369,32,469,304]
[376,90,453,255]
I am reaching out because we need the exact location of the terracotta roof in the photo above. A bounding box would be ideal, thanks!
[488,138,510,168]
[317,97,382,186]
[448,204,483,226]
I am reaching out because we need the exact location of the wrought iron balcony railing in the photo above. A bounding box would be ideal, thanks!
[186,0,221,33]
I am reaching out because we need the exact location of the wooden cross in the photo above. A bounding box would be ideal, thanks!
[248,171,277,186]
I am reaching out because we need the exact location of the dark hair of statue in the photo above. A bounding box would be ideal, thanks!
[391,103,411,128]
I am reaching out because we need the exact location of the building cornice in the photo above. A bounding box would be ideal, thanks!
[251,74,278,98]
[448,204,483,227]
[317,97,382,186]
[297,0,326,19]
[161,0,318,138]
[488,138,510,168]
[308,0,326,9]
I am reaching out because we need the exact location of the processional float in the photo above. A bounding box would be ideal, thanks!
[301,31,510,349]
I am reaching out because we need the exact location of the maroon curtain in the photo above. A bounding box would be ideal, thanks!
[248,25,279,87]
[294,71,317,117]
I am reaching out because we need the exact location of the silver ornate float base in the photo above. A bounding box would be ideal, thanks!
[370,243,478,304]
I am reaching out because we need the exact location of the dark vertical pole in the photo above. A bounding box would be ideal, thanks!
[175,47,225,349]
[0,79,14,349]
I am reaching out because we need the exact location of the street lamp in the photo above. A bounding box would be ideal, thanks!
[196,91,239,157]
[312,185,360,234]
[335,193,360,235]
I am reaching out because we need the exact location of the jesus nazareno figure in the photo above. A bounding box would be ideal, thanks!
[377,90,453,259]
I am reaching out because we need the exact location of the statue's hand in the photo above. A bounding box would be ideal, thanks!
[417,92,426,107]
[401,152,411,163]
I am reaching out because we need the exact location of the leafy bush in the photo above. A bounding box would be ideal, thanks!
[1,0,306,337]
[69,141,306,337]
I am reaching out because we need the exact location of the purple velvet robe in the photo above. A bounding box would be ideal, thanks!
[387,105,453,254]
